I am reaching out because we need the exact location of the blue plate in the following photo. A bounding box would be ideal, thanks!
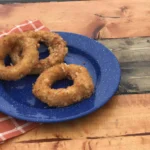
[0,32,120,123]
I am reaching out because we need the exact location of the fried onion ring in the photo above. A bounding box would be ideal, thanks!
[0,34,39,80]
[10,31,68,74]
[32,63,94,107]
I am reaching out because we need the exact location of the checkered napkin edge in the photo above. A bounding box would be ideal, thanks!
[0,20,50,143]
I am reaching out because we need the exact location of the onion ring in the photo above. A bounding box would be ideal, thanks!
[0,34,39,80]
[10,31,68,74]
[32,63,94,107]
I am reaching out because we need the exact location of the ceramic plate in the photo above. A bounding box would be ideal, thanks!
[0,32,121,122]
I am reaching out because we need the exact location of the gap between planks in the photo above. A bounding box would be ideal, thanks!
[16,132,150,143]
[1,135,150,150]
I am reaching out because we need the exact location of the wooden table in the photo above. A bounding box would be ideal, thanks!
[1,0,150,149]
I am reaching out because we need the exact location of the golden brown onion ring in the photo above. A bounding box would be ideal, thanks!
[0,34,39,80]
[32,63,94,107]
[10,31,68,74]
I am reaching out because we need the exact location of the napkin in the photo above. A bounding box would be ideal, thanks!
[0,20,50,143]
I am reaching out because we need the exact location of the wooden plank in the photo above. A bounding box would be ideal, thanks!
[2,94,150,144]
[0,0,150,39]
[99,37,150,94]
[1,136,150,150]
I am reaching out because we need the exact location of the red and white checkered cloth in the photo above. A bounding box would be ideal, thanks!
[0,20,50,143]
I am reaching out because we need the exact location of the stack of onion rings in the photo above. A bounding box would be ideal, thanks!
[0,31,94,107]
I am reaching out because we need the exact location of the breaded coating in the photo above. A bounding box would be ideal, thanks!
[32,63,94,107]
[0,34,39,80]
[10,31,68,74]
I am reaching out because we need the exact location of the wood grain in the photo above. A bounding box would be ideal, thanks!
[0,0,150,39]
[100,37,150,94]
